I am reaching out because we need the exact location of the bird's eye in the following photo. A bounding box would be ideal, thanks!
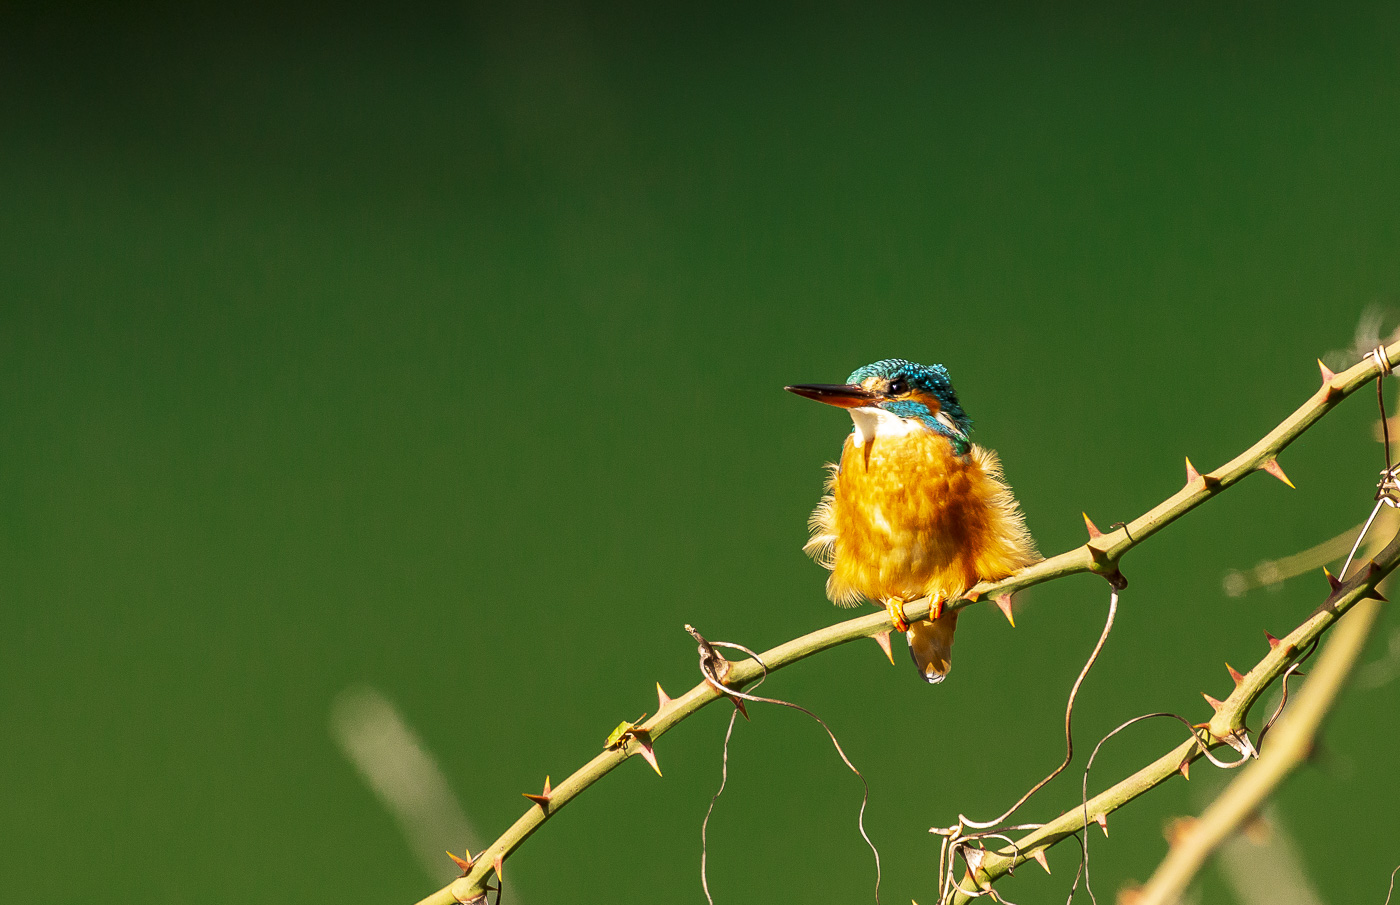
[886,378,907,396]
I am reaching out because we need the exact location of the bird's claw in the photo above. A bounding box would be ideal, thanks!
[885,599,912,633]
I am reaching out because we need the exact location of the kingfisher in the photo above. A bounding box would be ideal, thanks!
[787,359,1040,683]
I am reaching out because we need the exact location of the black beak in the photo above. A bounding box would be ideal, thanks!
[784,383,878,409]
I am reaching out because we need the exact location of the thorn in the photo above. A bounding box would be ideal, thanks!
[1202,692,1224,712]
[1265,631,1281,649]
[522,776,553,809]
[732,696,750,721]
[632,729,663,776]
[1317,360,1343,401]
[1226,663,1244,686]
[1094,812,1109,836]
[1186,457,1222,488]
[1176,755,1191,781]
[872,629,895,664]
[1082,512,1103,539]
[964,589,981,602]
[1363,562,1391,601]
[656,682,672,710]
[492,853,504,881]
[994,594,1016,628]
[1031,848,1051,874]
[1260,457,1296,489]
[1323,567,1342,592]
[447,849,475,874]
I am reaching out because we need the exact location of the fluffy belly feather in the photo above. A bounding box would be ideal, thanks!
[804,429,1037,606]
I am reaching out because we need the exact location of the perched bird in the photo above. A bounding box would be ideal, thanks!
[787,359,1040,683]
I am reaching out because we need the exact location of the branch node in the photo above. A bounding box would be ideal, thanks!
[685,624,752,719]
[961,847,993,890]
[1219,728,1259,759]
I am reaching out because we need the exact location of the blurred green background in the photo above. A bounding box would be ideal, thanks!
[4,2,1399,902]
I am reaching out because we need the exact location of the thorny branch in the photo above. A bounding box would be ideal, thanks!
[1225,336,1400,597]
[1128,596,1383,905]
[1111,372,1400,905]
[944,503,1399,904]
[931,595,1257,905]
[414,341,1400,905]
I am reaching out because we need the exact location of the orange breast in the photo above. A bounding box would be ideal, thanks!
[812,429,1036,605]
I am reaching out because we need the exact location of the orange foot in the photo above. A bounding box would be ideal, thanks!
[930,596,945,620]
[884,599,911,633]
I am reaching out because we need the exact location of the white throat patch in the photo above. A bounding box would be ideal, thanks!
[848,406,919,448]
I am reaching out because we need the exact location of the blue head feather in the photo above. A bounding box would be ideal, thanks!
[847,358,973,453]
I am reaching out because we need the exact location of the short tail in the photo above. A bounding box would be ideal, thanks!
[907,610,959,684]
